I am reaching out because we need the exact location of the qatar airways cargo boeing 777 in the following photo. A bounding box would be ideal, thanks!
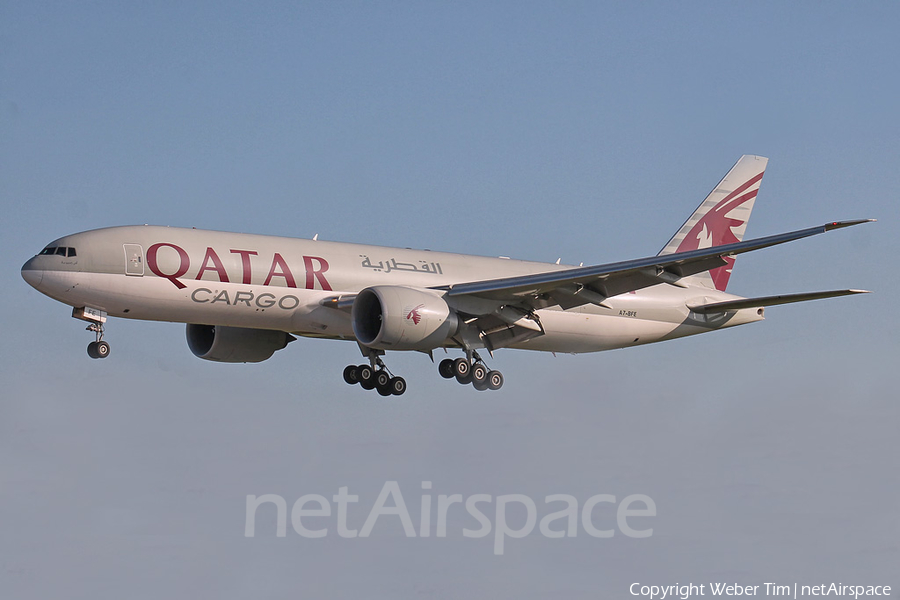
[21,156,873,395]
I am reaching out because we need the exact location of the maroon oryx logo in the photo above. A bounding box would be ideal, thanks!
[675,171,763,291]
[406,304,425,325]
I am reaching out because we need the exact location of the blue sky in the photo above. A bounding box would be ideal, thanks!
[1,2,897,598]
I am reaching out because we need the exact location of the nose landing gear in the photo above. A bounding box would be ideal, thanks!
[74,306,110,359]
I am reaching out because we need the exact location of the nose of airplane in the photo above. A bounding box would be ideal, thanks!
[21,257,44,289]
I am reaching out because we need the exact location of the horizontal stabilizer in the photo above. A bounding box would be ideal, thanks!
[688,289,871,314]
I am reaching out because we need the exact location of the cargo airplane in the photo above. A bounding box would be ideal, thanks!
[21,156,872,395]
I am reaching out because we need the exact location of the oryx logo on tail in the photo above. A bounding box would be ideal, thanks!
[676,171,764,253]
[658,155,768,291]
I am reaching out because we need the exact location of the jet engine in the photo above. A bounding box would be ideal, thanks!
[351,286,459,350]
[186,324,295,363]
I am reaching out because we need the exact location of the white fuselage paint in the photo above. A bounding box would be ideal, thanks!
[21,225,764,354]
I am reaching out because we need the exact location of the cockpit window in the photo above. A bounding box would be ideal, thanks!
[38,246,76,257]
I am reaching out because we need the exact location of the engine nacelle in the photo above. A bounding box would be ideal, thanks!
[186,324,294,363]
[351,286,459,350]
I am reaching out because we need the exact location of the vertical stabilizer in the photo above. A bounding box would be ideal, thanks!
[658,155,768,291]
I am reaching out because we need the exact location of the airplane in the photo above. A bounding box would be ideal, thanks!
[21,155,873,396]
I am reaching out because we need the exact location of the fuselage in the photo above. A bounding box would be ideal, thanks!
[21,225,762,354]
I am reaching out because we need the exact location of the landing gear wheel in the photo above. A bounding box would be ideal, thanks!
[376,382,393,396]
[95,340,110,358]
[389,377,407,396]
[471,363,488,385]
[453,358,472,384]
[438,358,455,379]
[358,364,376,390]
[487,370,504,391]
[343,365,359,385]
[87,340,110,359]
[473,378,489,391]
[374,370,391,388]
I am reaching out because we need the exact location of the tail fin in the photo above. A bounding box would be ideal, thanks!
[658,155,768,291]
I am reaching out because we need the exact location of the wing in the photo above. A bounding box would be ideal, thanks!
[321,219,872,350]
[440,220,872,306]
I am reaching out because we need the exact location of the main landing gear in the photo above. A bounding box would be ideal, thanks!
[438,353,503,391]
[342,348,502,396]
[343,357,407,396]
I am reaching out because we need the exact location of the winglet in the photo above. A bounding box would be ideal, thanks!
[824,219,876,231]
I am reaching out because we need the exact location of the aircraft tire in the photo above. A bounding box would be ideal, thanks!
[95,341,110,358]
[358,365,376,390]
[374,370,390,388]
[438,358,455,379]
[376,382,392,396]
[473,378,489,391]
[343,365,359,385]
[87,342,99,359]
[471,363,488,384]
[487,370,504,391]
[453,358,470,377]
[389,377,407,396]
